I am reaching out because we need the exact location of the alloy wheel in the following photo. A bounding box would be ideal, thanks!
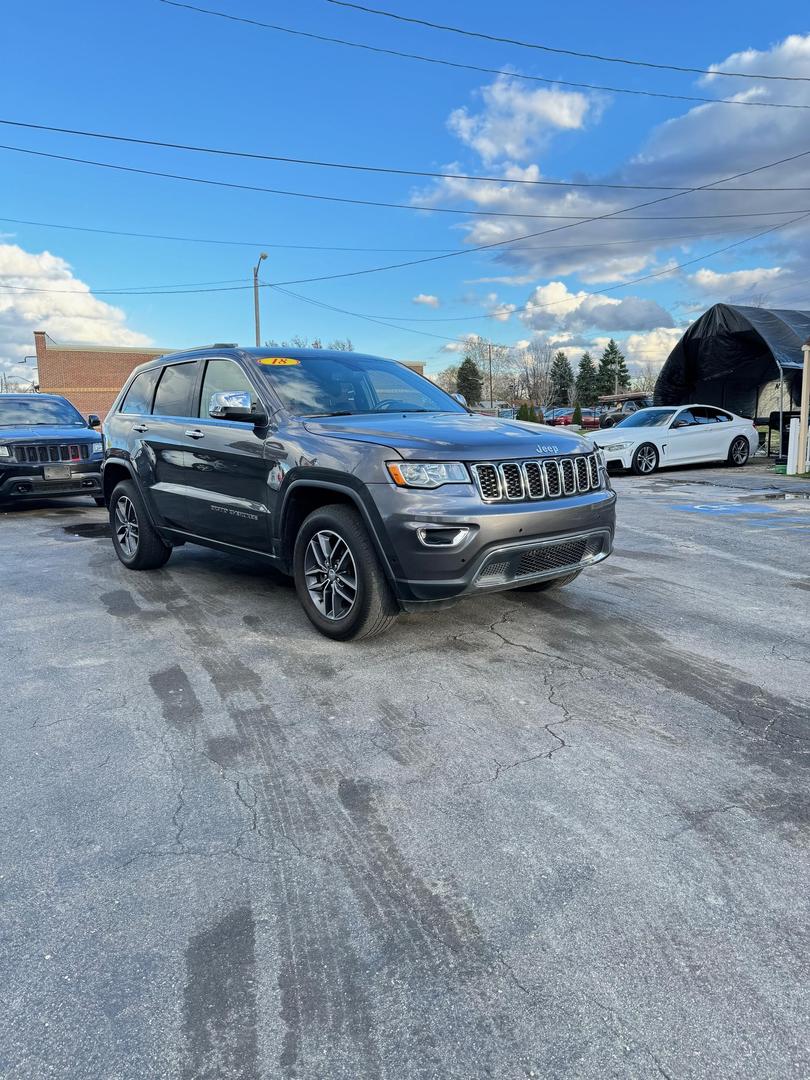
[732,437,748,465]
[115,495,139,557]
[637,446,657,473]
[304,530,358,621]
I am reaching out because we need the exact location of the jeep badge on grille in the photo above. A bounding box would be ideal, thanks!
[536,444,559,454]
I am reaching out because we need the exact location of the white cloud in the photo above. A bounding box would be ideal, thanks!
[689,267,782,292]
[416,36,810,287]
[622,328,685,371]
[412,293,440,308]
[447,76,599,163]
[518,280,675,333]
[0,243,151,377]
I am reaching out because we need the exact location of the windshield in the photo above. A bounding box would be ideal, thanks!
[615,408,677,428]
[254,354,466,418]
[0,396,86,427]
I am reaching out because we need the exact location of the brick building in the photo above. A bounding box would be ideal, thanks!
[34,332,169,417]
[34,332,426,417]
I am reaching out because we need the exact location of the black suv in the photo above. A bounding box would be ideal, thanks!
[0,394,103,505]
[101,347,616,640]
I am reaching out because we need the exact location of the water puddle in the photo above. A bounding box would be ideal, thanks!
[62,522,111,539]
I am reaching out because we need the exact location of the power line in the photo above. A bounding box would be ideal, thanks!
[7,117,810,191]
[3,141,809,292]
[0,213,764,253]
[327,0,810,82]
[4,141,810,228]
[159,2,810,110]
[267,208,809,345]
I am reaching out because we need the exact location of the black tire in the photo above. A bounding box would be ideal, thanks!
[727,435,750,467]
[600,416,616,429]
[631,442,659,475]
[93,496,106,507]
[293,503,398,641]
[109,480,172,570]
[517,569,582,592]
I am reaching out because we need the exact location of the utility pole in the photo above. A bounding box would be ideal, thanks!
[797,340,810,475]
[253,253,268,346]
[488,342,494,410]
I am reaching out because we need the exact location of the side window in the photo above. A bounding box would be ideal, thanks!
[692,407,717,424]
[711,408,732,422]
[152,361,200,418]
[623,401,638,413]
[675,409,697,426]
[120,368,159,415]
[199,359,256,419]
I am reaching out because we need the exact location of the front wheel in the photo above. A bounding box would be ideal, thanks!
[727,435,750,467]
[293,504,399,641]
[109,480,172,570]
[632,443,659,475]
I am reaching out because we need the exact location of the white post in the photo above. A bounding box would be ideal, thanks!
[796,343,810,476]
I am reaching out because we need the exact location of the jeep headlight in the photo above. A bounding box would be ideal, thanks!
[386,461,469,488]
[0,445,11,458]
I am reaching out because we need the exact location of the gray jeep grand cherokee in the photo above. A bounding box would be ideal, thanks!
[101,347,615,640]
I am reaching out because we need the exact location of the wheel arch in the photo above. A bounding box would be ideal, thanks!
[278,479,399,584]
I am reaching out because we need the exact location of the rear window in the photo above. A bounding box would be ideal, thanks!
[152,362,200,417]
[120,369,159,415]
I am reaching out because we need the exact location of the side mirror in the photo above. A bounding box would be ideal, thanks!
[671,419,687,428]
[88,414,101,429]
[209,390,267,425]
[452,392,467,406]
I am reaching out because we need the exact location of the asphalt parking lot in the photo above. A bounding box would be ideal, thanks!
[2,462,809,1080]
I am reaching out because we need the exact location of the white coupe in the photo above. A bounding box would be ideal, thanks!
[590,404,759,475]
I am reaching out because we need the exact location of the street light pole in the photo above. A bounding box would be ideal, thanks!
[488,342,494,410]
[253,253,268,346]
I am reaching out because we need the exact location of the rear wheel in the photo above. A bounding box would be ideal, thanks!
[293,504,399,641]
[632,442,659,475]
[109,480,171,570]
[517,570,581,593]
[727,435,750,467]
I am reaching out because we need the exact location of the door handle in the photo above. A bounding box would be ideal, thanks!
[184,429,205,440]
[132,424,148,433]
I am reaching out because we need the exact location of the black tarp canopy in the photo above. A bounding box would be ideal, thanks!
[655,304,808,416]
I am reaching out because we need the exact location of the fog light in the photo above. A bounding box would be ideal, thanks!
[416,526,470,547]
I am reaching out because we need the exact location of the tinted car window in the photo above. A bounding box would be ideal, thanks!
[692,407,718,424]
[615,408,676,428]
[674,409,697,426]
[120,369,160,415]
[199,360,255,418]
[152,362,200,417]
[0,396,85,426]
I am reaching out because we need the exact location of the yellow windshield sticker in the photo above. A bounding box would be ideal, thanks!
[258,356,300,366]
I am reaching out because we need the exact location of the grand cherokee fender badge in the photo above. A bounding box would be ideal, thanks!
[536,444,559,454]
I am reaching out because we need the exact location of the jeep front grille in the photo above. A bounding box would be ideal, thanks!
[13,443,90,464]
[471,453,601,503]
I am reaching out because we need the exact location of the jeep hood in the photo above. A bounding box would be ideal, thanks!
[302,412,589,459]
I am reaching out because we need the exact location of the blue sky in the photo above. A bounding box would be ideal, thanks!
[1,0,809,377]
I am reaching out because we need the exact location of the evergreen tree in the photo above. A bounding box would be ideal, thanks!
[516,403,529,421]
[549,350,575,406]
[574,351,599,407]
[572,403,583,427]
[596,339,631,397]
[528,405,538,422]
[456,356,483,406]
[535,407,545,424]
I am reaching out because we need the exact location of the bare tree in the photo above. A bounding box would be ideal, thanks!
[632,361,660,394]
[433,364,459,394]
